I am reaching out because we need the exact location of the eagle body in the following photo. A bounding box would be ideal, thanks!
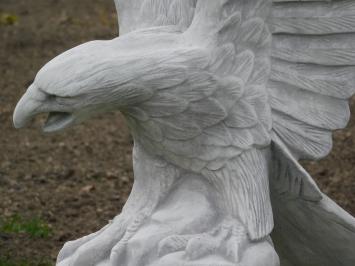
[13,0,355,265]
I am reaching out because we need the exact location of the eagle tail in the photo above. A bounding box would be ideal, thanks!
[270,137,355,266]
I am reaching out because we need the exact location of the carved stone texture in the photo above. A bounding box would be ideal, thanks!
[13,0,355,265]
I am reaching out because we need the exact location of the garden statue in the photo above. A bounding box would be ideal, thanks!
[13,0,355,265]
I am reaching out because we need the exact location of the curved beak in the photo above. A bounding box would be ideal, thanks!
[13,85,43,129]
[13,84,77,133]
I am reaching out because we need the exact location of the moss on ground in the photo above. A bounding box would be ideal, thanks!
[0,215,52,239]
[0,256,52,266]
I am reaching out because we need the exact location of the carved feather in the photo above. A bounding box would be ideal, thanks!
[272,111,333,160]
[269,83,350,130]
[269,1,355,264]
[271,0,355,35]
[139,93,188,118]
[270,59,355,99]
[114,0,355,262]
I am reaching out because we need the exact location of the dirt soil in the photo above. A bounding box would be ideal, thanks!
[0,0,354,264]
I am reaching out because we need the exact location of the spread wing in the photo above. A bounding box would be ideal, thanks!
[269,0,355,160]
[269,0,355,265]
[113,0,355,260]
[114,0,197,35]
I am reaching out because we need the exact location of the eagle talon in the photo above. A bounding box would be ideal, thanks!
[158,234,193,257]
[56,216,129,266]
[185,234,219,260]
[157,218,248,263]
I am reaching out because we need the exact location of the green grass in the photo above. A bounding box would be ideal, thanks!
[0,13,18,26]
[0,257,52,266]
[0,258,50,266]
[0,214,52,238]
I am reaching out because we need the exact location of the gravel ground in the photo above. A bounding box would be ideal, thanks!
[0,0,354,264]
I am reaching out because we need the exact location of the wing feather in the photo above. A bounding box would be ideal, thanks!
[270,59,355,99]
[269,82,350,130]
[272,34,355,66]
[114,0,197,35]
[271,1,355,35]
[139,93,188,118]
[225,100,259,128]
[116,0,355,255]
[270,0,355,160]
[272,111,333,160]
[269,1,355,264]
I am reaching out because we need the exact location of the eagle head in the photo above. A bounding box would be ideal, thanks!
[13,38,159,133]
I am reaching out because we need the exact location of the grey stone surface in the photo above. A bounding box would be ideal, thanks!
[13,0,355,265]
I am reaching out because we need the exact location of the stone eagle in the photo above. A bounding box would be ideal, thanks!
[13,0,355,265]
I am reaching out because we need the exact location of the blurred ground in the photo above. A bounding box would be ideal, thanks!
[0,0,133,264]
[0,0,354,265]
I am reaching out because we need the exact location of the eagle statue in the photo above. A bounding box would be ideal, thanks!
[13,0,355,265]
